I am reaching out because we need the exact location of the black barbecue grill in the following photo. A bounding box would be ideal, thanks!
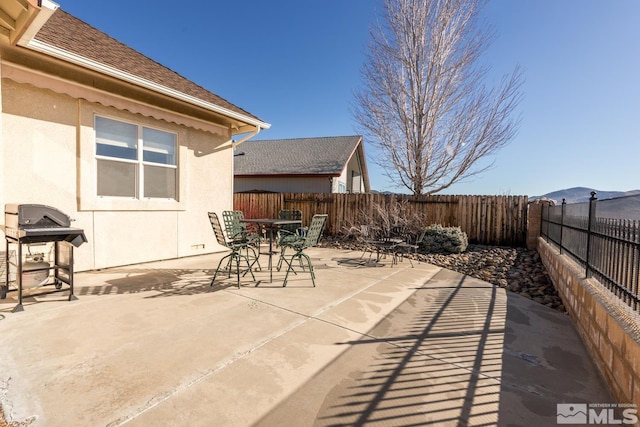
[2,204,87,312]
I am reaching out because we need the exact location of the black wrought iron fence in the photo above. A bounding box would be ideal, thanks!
[541,192,640,311]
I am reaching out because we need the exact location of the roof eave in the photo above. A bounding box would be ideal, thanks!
[236,173,341,178]
[341,136,370,192]
[22,39,271,131]
[15,1,270,133]
[1,0,43,46]
[355,137,371,192]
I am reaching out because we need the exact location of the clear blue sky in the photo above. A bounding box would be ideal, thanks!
[60,0,640,197]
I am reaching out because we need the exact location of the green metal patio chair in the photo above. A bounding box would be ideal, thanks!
[208,212,256,288]
[277,214,328,287]
[222,210,261,271]
[277,209,304,246]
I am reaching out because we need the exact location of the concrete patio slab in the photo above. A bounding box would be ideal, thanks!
[0,247,612,426]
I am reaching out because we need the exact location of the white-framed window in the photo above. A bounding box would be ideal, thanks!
[95,116,177,200]
[338,181,347,193]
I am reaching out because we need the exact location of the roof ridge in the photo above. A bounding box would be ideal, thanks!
[250,135,362,143]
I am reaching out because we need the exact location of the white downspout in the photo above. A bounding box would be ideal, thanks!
[231,126,261,148]
[229,125,262,196]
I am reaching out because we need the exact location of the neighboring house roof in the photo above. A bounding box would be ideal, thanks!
[0,0,268,133]
[234,135,367,177]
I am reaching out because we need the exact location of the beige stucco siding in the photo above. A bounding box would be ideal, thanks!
[1,78,232,271]
[2,79,78,207]
[92,211,180,267]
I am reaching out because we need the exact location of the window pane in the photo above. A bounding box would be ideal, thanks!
[143,127,176,165]
[96,117,137,160]
[97,159,137,197]
[144,165,176,199]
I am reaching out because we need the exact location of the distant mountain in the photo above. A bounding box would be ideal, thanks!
[535,187,640,204]
[534,187,640,220]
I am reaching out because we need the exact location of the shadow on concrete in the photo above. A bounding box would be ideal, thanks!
[255,268,611,426]
[0,268,239,312]
[81,268,240,297]
[332,256,385,268]
[256,272,505,426]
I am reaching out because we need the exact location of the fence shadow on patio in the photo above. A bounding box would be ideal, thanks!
[256,266,610,426]
[256,274,506,426]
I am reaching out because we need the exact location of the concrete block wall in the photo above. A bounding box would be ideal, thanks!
[538,237,640,406]
[526,199,553,250]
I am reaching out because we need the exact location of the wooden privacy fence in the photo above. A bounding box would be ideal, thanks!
[234,193,529,247]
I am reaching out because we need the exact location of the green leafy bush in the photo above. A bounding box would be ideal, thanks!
[420,225,468,254]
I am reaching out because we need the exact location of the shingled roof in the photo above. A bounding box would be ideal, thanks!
[29,7,265,126]
[234,136,364,176]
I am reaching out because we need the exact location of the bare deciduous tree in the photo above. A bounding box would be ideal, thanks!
[353,0,523,195]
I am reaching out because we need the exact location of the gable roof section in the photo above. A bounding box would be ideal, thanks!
[234,136,363,176]
[10,3,268,133]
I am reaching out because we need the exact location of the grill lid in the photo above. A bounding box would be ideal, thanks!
[5,203,71,228]
[4,204,87,247]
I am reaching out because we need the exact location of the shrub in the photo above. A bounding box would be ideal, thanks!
[340,199,427,242]
[420,225,468,254]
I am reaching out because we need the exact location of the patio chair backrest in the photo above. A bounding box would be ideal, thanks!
[208,212,228,248]
[303,214,328,248]
[278,209,303,233]
[222,210,246,241]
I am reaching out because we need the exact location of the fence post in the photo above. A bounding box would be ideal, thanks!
[526,200,542,250]
[560,199,566,254]
[544,202,550,243]
[585,191,597,278]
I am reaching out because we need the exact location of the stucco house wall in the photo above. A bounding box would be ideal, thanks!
[1,77,233,270]
[0,2,268,272]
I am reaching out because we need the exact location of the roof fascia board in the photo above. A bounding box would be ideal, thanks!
[16,0,56,46]
[2,60,229,136]
[355,137,371,191]
[236,173,340,178]
[8,0,41,45]
[338,136,370,192]
[344,136,362,166]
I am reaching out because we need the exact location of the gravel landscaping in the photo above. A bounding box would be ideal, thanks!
[319,238,566,313]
